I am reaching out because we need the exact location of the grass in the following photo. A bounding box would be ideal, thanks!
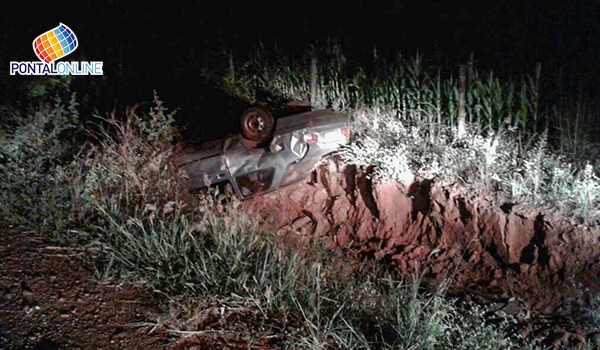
[69,92,516,349]
[1,50,598,348]
[220,42,600,227]
[96,199,516,349]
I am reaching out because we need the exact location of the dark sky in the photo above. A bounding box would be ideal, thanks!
[3,1,599,66]
[2,1,600,137]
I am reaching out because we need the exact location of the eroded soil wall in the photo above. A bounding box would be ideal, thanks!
[243,161,600,314]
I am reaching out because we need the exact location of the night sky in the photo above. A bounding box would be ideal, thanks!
[2,1,600,138]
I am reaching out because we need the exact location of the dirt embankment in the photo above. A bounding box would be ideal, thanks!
[243,160,600,316]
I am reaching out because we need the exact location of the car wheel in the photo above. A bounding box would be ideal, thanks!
[241,107,274,143]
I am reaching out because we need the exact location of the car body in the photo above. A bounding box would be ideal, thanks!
[178,108,349,199]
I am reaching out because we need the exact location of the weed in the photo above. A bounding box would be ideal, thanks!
[0,94,81,236]
[222,43,600,227]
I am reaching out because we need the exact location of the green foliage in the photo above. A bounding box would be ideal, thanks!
[139,90,176,147]
[95,198,309,311]
[501,133,600,225]
[0,89,180,236]
[0,94,81,234]
[288,275,515,350]
[223,43,600,227]
[224,44,545,141]
[78,100,515,348]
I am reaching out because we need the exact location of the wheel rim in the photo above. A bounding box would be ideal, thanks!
[245,113,266,133]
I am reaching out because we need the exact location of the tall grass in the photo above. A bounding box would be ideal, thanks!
[98,207,516,348]
[226,43,547,140]
[74,93,515,349]
[221,43,600,227]
[96,200,515,349]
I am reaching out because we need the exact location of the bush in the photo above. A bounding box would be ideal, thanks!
[0,94,81,235]
[341,109,600,226]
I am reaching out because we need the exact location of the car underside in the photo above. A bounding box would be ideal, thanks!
[178,105,349,200]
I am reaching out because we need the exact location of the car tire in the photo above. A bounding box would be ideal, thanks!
[241,107,274,144]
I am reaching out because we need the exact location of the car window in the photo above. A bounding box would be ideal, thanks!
[235,168,275,197]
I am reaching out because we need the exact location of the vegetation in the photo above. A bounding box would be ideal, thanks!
[0,84,518,348]
[221,42,600,227]
[586,293,600,328]
[82,91,514,349]
[0,93,81,236]
[2,42,599,348]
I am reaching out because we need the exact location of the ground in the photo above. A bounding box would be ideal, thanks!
[0,225,287,350]
[0,225,168,350]
[241,161,600,348]
[1,162,600,349]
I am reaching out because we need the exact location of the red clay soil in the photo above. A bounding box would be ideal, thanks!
[0,225,168,350]
[242,160,600,344]
[2,159,600,348]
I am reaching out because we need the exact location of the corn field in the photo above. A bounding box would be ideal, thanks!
[221,42,600,227]
[224,42,600,156]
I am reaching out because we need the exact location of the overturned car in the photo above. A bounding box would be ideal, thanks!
[178,103,349,199]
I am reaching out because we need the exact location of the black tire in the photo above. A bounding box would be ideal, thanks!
[240,107,274,143]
